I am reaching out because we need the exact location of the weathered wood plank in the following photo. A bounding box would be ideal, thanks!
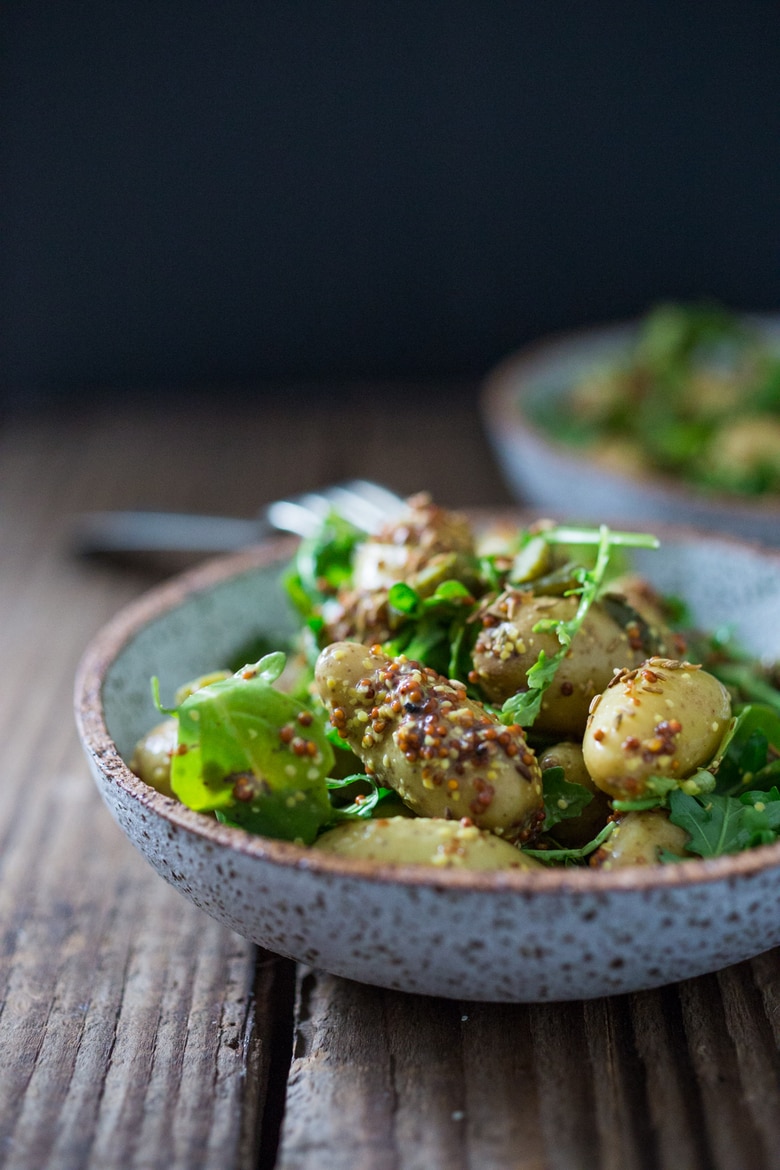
[0,390,506,1170]
[278,967,780,1170]
[6,395,780,1170]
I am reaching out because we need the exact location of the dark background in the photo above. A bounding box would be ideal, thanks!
[3,1,780,408]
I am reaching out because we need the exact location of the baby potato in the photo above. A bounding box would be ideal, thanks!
[537,741,611,848]
[324,494,479,645]
[706,416,780,484]
[590,810,691,869]
[351,492,476,592]
[315,641,544,843]
[473,593,648,737]
[313,816,542,870]
[582,658,731,800]
[129,718,177,796]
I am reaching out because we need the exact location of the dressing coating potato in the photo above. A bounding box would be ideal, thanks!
[322,493,479,645]
[129,717,177,797]
[538,741,611,847]
[472,593,650,737]
[590,810,691,869]
[582,657,732,800]
[315,641,544,842]
[314,816,542,870]
[351,492,475,592]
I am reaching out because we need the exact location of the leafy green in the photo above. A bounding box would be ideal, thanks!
[530,301,780,497]
[540,766,593,831]
[522,821,616,866]
[382,578,478,680]
[326,774,397,819]
[668,786,780,857]
[285,513,364,618]
[165,653,334,844]
[711,703,780,795]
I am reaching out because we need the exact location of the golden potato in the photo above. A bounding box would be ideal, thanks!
[590,810,691,869]
[472,593,649,737]
[315,641,544,843]
[129,717,177,796]
[582,658,731,800]
[314,816,542,870]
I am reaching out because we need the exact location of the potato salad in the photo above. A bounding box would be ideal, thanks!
[130,494,780,870]
[530,301,780,497]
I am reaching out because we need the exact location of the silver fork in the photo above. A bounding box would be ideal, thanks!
[71,479,406,556]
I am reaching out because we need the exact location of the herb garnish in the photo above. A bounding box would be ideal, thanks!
[499,525,660,727]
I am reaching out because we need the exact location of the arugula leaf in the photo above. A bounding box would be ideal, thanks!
[383,578,478,679]
[285,513,363,618]
[668,786,780,857]
[713,704,780,795]
[326,774,397,819]
[387,581,419,615]
[667,791,740,857]
[540,766,594,831]
[522,820,617,865]
[169,654,334,844]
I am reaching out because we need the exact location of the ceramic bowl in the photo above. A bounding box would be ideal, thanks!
[481,317,780,545]
[75,526,780,1003]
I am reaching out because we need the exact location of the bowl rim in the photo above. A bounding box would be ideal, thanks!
[74,525,780,896]
[481,314,780,523]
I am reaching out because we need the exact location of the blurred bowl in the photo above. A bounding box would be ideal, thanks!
[75,525,780,1003]
[481,317,780,544]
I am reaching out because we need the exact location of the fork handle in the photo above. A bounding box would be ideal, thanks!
[71,510,272,555]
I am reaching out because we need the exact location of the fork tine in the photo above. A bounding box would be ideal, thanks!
[320,483,402,533]
[264,495,331,538]
[343,479,406,517]
[265,480,405,539]
[71,480,406,555]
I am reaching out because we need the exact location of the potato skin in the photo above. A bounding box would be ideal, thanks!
[582,657,732,800]
[351,492,475,592]
[322,493,478,645]
[590,810,691,869]
[129,718,177,796]
[315,641,544,843]
[472,593,648,737]
[314,816,542,870]
[537,741,611,848]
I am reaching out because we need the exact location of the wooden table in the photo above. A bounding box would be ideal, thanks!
[3,387,780,1170]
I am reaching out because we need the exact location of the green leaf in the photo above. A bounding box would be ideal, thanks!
[668,785,780,858]
[423,579,473,605]
[541,766,594,830]
[170,655,335,844]
[216,787,332,842]
[285,513,363,615]
[387,581,420,615]
[522,820,616,865]
[713,704,780,795]
[667,791,742,857]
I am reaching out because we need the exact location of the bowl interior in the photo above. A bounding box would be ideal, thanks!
[102,556,297,761]
[102,528,780,770]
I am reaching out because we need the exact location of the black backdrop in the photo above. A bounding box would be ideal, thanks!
[3,1,780,406]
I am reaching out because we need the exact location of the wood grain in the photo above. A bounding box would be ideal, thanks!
[4,393,780,1169]
[278,965,780,1170]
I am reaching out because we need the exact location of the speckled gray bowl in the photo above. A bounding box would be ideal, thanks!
[481,316,780,546]
[75,526,780,1002]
